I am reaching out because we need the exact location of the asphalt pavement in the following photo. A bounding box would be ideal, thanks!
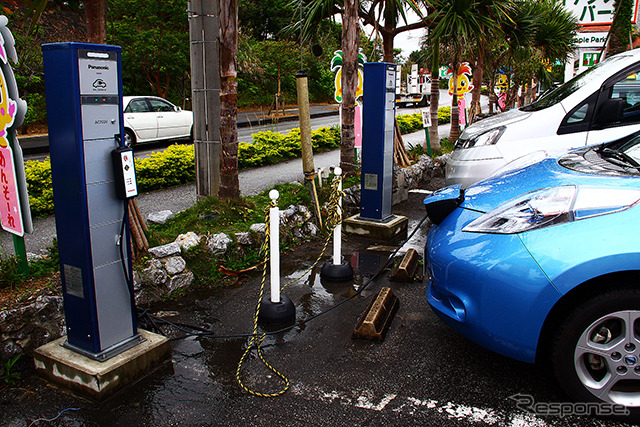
[1,189,634,427]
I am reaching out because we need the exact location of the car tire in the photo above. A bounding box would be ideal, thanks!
[189,126,194,143]
[124,129,136,147]
[418,97,429,107]
[552,287,640,420]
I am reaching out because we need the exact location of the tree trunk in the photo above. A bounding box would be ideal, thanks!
[340,0,358,176]
[488,76,496,115]
[83,0,107,44]
[382,31,394,63]
[525,79,534,105]
[470,53,484,123]
[429,43,440,151]
[609,0,634,55]
[449,64,460,143]
[219,0,239,198]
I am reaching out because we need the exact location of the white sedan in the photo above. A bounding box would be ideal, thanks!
[122,96,193,146]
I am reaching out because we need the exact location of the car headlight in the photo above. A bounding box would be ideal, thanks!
[463,186,640,234]
[457,126,505,149]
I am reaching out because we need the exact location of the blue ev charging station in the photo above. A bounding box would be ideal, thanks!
[42,43,141,361]
[360,62,396,221]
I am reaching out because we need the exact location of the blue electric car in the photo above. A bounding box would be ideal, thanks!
[424,131,640,414]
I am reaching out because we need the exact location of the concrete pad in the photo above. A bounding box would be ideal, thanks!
[33,329,171,400]
[343,214,408,241]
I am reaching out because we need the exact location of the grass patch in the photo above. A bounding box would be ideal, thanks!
[440,137,453,154]
[147,183,311,248]
[0,240,59,292]
[146,182,316,288]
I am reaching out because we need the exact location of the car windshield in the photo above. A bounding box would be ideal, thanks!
[609,133,640,164]
[521,55,633,112]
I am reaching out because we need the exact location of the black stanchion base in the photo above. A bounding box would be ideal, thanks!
[320,260,354,282]
[258,295,296,325]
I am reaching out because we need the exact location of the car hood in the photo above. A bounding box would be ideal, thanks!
[460,154,640,212]
[459,108,532,140]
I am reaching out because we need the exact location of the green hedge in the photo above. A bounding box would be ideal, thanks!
[23,159,54,217]
[239,126,340,168]
[136,144,195,192]
[395,107,452,132]
[438,106,451,124]
[24,111,452,217]
[396,113,423,133]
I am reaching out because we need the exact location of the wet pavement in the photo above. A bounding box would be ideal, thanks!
[1,191,637,427]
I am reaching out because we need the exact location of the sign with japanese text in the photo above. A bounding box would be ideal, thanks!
[421,108,431,128]
[0,147,22,235]
[0,16,29,237]
[563,0,640,26]
[458,98,467,127]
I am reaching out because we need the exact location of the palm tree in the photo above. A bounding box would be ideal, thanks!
[426,0,511,142]
[296,0,431,67]
[340,0,359,176]
[488,0,577,109]
[219,0,240,198]
[295,0,431,173]
[428,39,441,150]
[609,0,635,55]
[358,0,430,62]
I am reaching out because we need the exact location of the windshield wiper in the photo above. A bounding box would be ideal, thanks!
[597,145,640,170]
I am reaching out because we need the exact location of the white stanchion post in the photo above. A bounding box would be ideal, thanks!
[269,189,280,303]
[333,167,343,265]
[319,167,353,282]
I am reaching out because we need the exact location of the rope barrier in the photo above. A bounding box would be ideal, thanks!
[235,197,292,397]
[281,175,344,291]
[236,175,345,397]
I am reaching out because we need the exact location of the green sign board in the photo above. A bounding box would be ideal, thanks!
[582,52,601,67]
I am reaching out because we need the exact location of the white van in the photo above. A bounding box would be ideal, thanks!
[446,48,640,187]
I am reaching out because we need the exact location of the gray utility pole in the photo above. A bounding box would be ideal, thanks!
[188,0,221,198]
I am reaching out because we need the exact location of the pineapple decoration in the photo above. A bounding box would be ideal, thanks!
[331,50,366,104]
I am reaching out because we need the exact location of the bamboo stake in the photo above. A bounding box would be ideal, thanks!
[131,198,148,232]
[128,202,145,251]
[129,199,149,250]
[394,119,410,167]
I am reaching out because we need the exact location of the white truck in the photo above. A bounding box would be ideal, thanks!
[395,64,431,108]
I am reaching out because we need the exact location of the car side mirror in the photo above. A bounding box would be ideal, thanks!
[595,98,625,125]
[175,106,182,112]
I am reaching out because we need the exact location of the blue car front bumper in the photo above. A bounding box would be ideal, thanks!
[425,207,562,363]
